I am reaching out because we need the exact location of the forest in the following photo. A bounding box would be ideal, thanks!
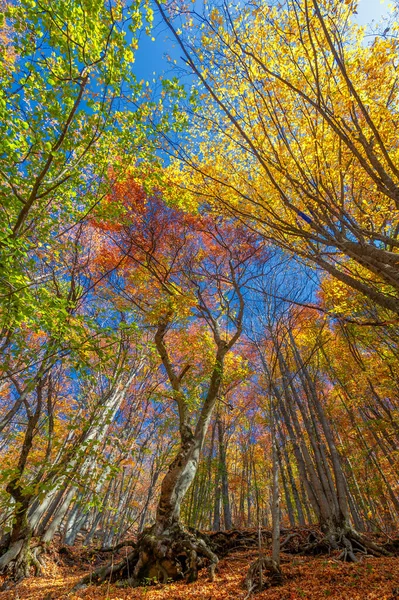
[0,0,398,598]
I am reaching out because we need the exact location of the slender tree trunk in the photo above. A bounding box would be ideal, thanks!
[138,468,160,533]
[278,449,295,527]
[212,482,221,531]
[217,416,232,530]
[41,488,76,544]
[276,420,305,526]
[270,398,280,567]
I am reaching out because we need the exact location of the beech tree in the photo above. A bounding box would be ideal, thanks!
[75,186,268,586]
[0,0,159,342]
[0,311,148,579]
[0,0,165,581]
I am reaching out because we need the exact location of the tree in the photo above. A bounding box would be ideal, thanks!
[250,290,391,559]
[75,184,268,586]
[0,0,166,580]
[0,307,147,580]
[0,0,159,365]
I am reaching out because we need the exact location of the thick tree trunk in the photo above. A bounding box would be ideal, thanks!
[155,432,200,530]
[90,427,218,587]
[0,502,44,584]
[0,382,43,581]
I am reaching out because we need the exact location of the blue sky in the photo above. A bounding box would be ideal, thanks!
[355,0,390,25]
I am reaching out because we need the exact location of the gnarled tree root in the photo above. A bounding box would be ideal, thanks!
[244,555,282,598]
[0,538,46,589]
[205,528,272,557]
[73,522,218,591]
[291,526,391,562]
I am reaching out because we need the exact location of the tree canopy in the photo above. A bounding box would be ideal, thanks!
[0,0,398,597]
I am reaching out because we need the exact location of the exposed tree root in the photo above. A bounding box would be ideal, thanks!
[205,528,272,557]
[286,525,391,562]
[244,555,282,598]
[73,522,218,591]
[0,538,46,589]
[72,548,139,589]
[205,526,392,564]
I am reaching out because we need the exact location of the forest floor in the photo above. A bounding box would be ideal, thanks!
[1,548,399,600]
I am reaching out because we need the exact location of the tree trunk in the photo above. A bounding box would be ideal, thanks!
[217,416,232,530]
[213,482,221,531]
[270,399,280,568]
[0,504,32,580]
